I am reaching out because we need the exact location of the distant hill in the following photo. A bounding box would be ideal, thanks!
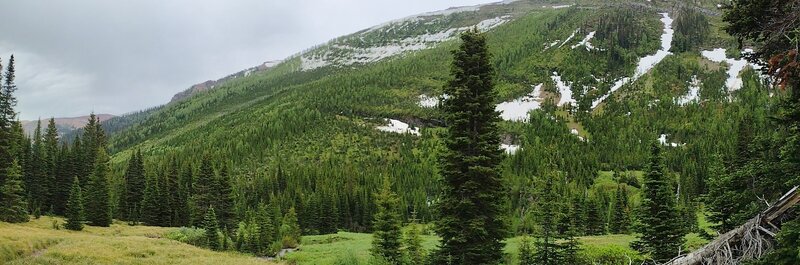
[21,114,115,136]
[169,60,282,103]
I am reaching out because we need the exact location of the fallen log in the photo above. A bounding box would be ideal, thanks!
[666,186,799,265]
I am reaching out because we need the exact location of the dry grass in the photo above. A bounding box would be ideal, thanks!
[0,216,274,265]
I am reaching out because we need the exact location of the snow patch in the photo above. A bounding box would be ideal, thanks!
[500,144,521,154]
[552,4,573,9]
[675,75,701,105]
[551,72,576,106]
[571,31,597,51]
[302,16,510,71]
[592,12,674,109]
[495,83,544,121]
[701,48,751,91]
[376,119,420,136]
[559,29,579,48]
[635,13,674,79]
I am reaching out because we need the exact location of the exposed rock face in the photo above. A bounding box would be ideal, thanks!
[169,60,282,103]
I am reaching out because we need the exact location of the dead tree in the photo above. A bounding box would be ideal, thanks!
[666,186,800,265]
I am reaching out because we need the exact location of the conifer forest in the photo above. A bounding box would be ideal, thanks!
[0,0,799,264]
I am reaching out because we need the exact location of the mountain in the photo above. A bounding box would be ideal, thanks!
[21,114,115,136]
[169,60,282,103]
[100,0,776,251]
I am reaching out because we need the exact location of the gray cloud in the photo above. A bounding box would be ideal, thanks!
[1,0,496,120]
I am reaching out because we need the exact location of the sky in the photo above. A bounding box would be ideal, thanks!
[1,0,498,120]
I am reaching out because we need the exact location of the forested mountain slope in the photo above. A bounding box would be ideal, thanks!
[100,0,784,239]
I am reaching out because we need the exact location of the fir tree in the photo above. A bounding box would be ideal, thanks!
[29,120,46,216]
[256,203,274,256]
[280,207,301,248]
[165,157,182,226]
[0,160,28,223]
[534,174,562,265]
[191,155,215,226]
[43,118,59,214]
[370,177,402,264]
[403,221,426,265]
[203,206,220,250]
[121,151,146,222]
[435,28,506,265]
[140,174,164,226]
[85,148,112,227]
[611,184,630,234]
[215,164,235,231]
[0,56,17,199]
[634,143,686,263]
[517,235,534,265]
[64,177,84,231]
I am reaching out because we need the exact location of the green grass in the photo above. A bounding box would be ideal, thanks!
[0,216,273,265]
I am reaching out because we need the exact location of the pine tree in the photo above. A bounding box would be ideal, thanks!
[0,160,28,223]
[64,177,84,231]
[611,184,631,234]
[85,148,112,227]
[280,207,301,248]
[203,206,220,250]
[435,28,506,265]
[256,203,274,256]
[215,164,235,231]
[43,118,59,214]
[534,174,562,265]
[370,177,402,264]
[121,151,146,222]
[141,174,164,226]
[634,143,686,263]
[0,56,17,201]
[191,155,216,226]
[403,221,426,265]
[517,235,535,265]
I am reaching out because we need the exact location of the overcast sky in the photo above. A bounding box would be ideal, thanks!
[1,0,498,120]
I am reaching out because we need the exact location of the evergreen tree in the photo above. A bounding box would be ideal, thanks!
[256,203,274,256]
[534,174,562,265]
[28,120,46,216]
[191,155,216,226]
[203,206,220,250]
[280,207,301,248]
[517,235,534,265]
[165,157,182,226]
[634,143,686,263]
[43,118,59,214]
[141,174,165,226]
[121,151,145,222]
[85,148,112,227]
[611,184,630,234]
[0,160,28,223]
[215,164,235,231]
[0,56,17,199]
[403,221,425,265]
[64,177,84,231]
[435,28,506,265]
[370,177,402,264]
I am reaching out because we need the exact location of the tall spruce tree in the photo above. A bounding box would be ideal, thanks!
[191,155,215,226]
[435,28,506,265]
[29,120,46,216]
[280,207,301,248]
[534,174,562,265]
[611,184,631,234]
[0,160,28,222]
[64,177,85,231]
[203,206,221,250]
[141,174,165,226]
[634,143,686,263]
[215,164,235,231]
[121,150,146,222]
[43,118,58,213]
[256,203,274,256]
[0,56,16,200]
[370,177,402,264]
[85,148,112,227]
[403,221,426,265]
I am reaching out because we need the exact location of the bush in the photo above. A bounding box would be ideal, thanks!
[164,227,207,247]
